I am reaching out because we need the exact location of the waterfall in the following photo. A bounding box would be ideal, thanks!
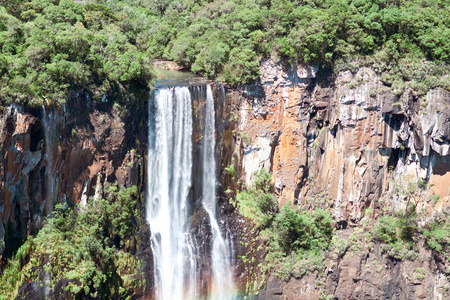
[147,87,194,300]
[41,106,59,298]
[41,105,59,216]
[147,85,235,300]
[202,86,234,300]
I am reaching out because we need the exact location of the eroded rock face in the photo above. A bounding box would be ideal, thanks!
[231,61,450,224]
[0,93,149,268]
[225,59,450,299]
[248,226,449,300]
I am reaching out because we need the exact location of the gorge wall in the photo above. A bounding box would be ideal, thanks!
[224,59,450,299]
[228,59,450,221]
[1,59,450,299]
[0,91,154,297]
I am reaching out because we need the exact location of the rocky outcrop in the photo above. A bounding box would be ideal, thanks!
[246,225,450,300]
[230,60,450,225]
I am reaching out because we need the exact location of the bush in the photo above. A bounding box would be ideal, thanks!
[236,169,277,227]
[374,204,418,260]
[374,216,397,245]
[254,169,272,194]
[274,205,333,254]
[424,211,450,253]
[261,205,334,281]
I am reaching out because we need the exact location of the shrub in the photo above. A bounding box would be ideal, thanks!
[236,169,277,227]
[374,203,419,260]
[274,205,333,254]
[424,211,450,253]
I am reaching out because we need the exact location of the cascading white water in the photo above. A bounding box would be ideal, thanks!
[41,106,59,297]
[147,87,194,300]
[147,84,235,300]
[202,86,235,300]
[42,105,58,215]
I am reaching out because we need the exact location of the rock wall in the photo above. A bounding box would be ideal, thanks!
[1,60,449,299]
[0,91,152,290]
[225,59,450,299]
[230,59,450,225]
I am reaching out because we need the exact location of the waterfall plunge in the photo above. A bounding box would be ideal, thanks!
[147,85,235,300]
[202,86,234,300]
[42,105,59,216]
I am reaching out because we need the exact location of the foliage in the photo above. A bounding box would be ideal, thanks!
[236,169,278,227]
[262,205,334,280]
[424,210,450,254]
[423,210,450,278]
[273,205,333,254]
[237,169,333,281]
[90,0,450,91]
[414,267,426,281]
[371,173,435,259]
[0,182,144,299]
[2,0,450,94]
[0,0,155,107]
[373,203,419,260]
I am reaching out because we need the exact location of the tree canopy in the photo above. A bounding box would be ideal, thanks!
[0,0,155,107]
[1,0,450,106]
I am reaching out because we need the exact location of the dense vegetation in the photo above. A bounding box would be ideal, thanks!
[237,170,334,282]
[0,0,154,107]
[2,0,450,107]
[0,183,145,299]
[143,0,450,91]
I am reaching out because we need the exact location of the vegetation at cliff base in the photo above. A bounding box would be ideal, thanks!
[236,170,334,282]
[424,210,450,254]
[262,205,334,281]
[0,182,145,299]
[236,169,278,227]
[374,203,419,260]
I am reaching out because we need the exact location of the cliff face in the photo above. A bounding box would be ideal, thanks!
[1,61,450,299]
[226,59,450,299]
[0,92,153,296]
[231,60,450,222]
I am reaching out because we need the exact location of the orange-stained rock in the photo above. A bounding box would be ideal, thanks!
[229,60,450,226]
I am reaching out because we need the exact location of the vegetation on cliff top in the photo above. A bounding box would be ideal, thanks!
[0,182,145,299]
[2,0,450,106]
[146,0,450,89]
[0,0,155,108]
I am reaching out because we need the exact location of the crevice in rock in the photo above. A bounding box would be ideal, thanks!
[29,120,44,152]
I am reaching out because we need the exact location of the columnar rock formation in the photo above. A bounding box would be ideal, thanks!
[228,60,450,225]
[224,59,450,299]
